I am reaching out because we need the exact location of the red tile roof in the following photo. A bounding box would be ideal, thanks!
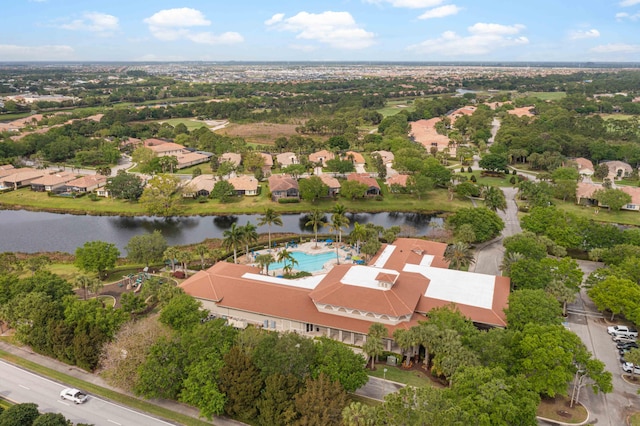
[347,173,380,189]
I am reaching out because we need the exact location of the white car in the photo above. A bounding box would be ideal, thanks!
[622,362,640,374]
[607,325,639,338]
[612,334,637,343]
[60,388,88,404]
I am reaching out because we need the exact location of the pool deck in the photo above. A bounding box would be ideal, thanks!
[249,241,358,275]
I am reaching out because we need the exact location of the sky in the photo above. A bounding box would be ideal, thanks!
[2,0,640,62]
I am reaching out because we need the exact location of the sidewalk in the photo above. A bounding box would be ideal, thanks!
[0,341,243,425]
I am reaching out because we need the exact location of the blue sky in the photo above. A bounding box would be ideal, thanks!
[2,0,640,62]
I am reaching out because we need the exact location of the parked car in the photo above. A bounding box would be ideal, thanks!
[607,325,639,338]
[60,388,88,404]
[613,334,637,343]
[617,342,639,350]
[622,362,640,374]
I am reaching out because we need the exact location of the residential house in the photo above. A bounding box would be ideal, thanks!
[576,181,640,212]
[268,174,299,201]
[372,150,395,166]
[309,150,335,167]
[387,174,409,191]
[0,168,45,190]
[276,152,298,167]
[219,152,242,167]
[176,151,211,169]
[30,171,76,193]
[183,174,217,198]
[318,174,341,197]
[144,139,185,157]
[619,186,640,211]
[179,238,510,351]
[409,118,452,154]
[347,173,381,196]
[228,175,260,196]
[344,151,365,166]
[64,175,107,193]
[571,157,594,176]
[602,160,633,180]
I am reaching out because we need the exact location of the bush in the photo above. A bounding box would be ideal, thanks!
[172,271,185,279]
[278,197,300,204]
[470,175,477,183]
[467,166,473,173]
[89,193,99,201]
[375,195,384,201]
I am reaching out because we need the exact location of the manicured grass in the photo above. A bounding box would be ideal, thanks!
[454,171,518,188]
[555,199,640,227]
[156,118,210,131]
[0,186,471,216]
[630,412,640,426]
[526,91,567,101]
[0,348,213,426]
[601,114,638,121]
[367,364,435,388]
[536,395,587,424]
[45,263,80,281]
[377,100,416,118]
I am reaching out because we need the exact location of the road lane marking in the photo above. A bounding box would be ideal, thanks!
[107,420,122,425]
[19,385,29,390]
[57,400,69,406]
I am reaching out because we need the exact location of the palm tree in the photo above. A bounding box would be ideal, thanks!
[501,251,524,276]
[443,242,475,270]
[363,323,387,370]
[483,186,507,212]
[393,328,416,368]
[175,250,191,277]
[74,274,93,300]
[255,253,275,275]
[349,222,369,253]
[163,246,179,272]
[257,208,283,251]
[331,203,350,244]
[223,223,244,264]
[241,222,259,262]
[306,209,327,249]
[194,244,210,270]
[277,248,298,274]
[89,278,104,297]
[546,279,577,316]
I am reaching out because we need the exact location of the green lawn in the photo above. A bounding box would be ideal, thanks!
[555,199,640,227]
[0,186,471,216]
[156,117,210,131]
[367,364,435,388]
[454,171,518,188]
[525,92,567,101]
[630,412,640,426]
[601,113,638,121]
[377,100,416,118]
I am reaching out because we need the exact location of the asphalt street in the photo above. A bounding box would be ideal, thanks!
[0,360,177,426]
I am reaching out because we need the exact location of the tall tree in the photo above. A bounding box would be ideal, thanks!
[255,253,275,275]
[331,203,350,244]
[218,346,263,422]
[256,373,300,426]
[276,248,298,274]
[363,323,387,369]
[482,186,507,212]
[163,246,179,272]
[194,244,210,270]
[74,241,120,279]
[223,223,244,264]
[139,174,184,217]
[257,208,283,251]
[294,373,348,426]
[443,242,475,270]
[504,289,563,330]
[106,171,144,201]
[299,176,329,203]
[241,222,259,261]
[306,210,327,249]
[125,230,167,267]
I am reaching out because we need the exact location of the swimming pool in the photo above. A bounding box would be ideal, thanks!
[269,251,338,273]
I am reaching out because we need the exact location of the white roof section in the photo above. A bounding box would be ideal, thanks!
[403,264,495,309]
[419,254,435,267]
[372,244,395,268]
[340,265,399,291]
[241,272,325,290]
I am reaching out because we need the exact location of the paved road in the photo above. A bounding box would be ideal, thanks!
[472,187,521,275]
[563,260,640,426]
[355,376,404,401]
[0,360,177,426]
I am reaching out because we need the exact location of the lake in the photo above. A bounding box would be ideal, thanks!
[0,209,445,253]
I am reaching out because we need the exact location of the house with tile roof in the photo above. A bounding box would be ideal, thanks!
[64,175,107,193]
[144,139,185,157]
[570,157,594,176]
[387,174,409,190]
[228,175,260,196]
[344,151,365,165]
[347,173,381,196]
[179,238,509,350]
[183,174,217,198]
[602,160,633,181]
[219,152,242,167]
[309,150,335,167]
[268,174,299,201]
[260,153,274,177]
[175,151,211,169]
[30,171,76,193]
[576,181,640,211]
[318,174,341,197]
[276,152,298,167]
[0,168,46,190]
[372,150,394,165]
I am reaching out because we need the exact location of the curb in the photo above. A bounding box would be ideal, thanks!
[536,403,590,426]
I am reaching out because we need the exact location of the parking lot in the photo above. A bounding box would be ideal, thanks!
[563,260,640,426]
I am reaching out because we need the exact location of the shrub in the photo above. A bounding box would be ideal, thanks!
[278,197,300,204]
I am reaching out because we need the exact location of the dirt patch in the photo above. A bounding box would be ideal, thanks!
[216,122,301,144]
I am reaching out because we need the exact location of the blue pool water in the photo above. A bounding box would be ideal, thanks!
[269,251,338,273]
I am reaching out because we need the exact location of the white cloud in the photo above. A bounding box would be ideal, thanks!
[569,29,600,40]
[591,43,640,53]
[0,44,74,61]
[418,5,462,19]
[265,13,284,26]
[59,12,119,33]
[616,11,640,20]
[265,11,375,49]
[144,8,243,45]
[407,22,528,56]
[620,0,640,6]
[364,0,444,8]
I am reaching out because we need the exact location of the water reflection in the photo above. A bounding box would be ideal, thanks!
[0,209,444,254]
